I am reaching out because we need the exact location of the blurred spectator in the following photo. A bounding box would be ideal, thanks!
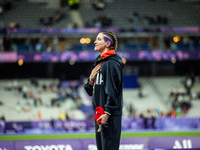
[38,97,43,105]
[18,86,22,95]
[30,78,39,87]
[169,88,175,99]
[198,91,200,99]
[54,9,65,22]
[129,11,139,23]
[141,109,156,129]
[50,118,55,128]
[3,0,12,12]
[23,102,30,112]
[42,84,47,91]
[15,101,21,113]
[161,15,167,25]
[35,38,46,52]
[98,14,112,27]
[22,85,28,99]
[190,72,196,86]
[128,103,134,117]
[49,83,53,91]
[0,101,4,106]
[181,99,192,113]
[34,97,38,107]
[37,111,42,120]
[39,16,53,26]
[172,96,180,110]
[59,112,66,121]
[0,20,6,34]
[185,74,192,96]
[138,87,146,98]
[91,0,105,10]
[94,18,102,28]
[0,5,4,16]
[5,80,13,91]
[0,115,5,121]
[68,0,80,9]
[84,18,94,27]
[144,15,156,26]
[3,37,11,51]
[156,14,162,25]
[84,13,112,28]
[171,109,176,118]
[29,89,34,98]
[8,22,20,30]
[67,22,78,28]
[191,87,198,100]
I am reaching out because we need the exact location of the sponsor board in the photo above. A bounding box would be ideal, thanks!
[0,141,15,150]
[82,137,147,150]
[149,136,200,149]
[1,50,200,63]
[1,136,200,150]
[14,139,81,150]
[0,137,147,150]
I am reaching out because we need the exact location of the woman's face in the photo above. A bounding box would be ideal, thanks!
[94,33,107,54]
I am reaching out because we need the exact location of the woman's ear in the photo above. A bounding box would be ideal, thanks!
[106,41,111,48]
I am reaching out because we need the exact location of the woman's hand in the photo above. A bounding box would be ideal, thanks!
[97,114,109,125]
[89,64,101,84]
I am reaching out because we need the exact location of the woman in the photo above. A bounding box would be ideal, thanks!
[84,30,124,150]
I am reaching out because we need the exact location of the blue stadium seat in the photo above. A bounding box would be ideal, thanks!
[17,44,30,52]
[71,44,83,51]
[86,44,94,51]
[140,43,151,51]
[176,43,190,51]
[124,43,138,51]
[193,43,200,51]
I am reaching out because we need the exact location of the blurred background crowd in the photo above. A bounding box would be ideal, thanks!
[0,0,200,131]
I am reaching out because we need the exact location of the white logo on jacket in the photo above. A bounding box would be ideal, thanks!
[95,72,103,85]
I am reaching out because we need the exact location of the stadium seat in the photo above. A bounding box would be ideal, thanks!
[124,43,138,51]
[140,43,151,51]
[176,43,190,51]
[70,44,83,51]
[17,44,30,52]
[193,43,200,51]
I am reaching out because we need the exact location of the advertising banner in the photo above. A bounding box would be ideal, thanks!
[7,27,200,34]
[13,137,147,150]
[4,117,200,134]
[149,136,200,149]
[1,50,200,63]
[119,137,148,150]
[82,137,148,150]
[15,139,82,150]
[1,137,200,150]
[53,119,91,132]
[0,141,15,150]
[5,119,91,134]
[0,52,17,62]
[5,120,52,133]
[156,117,200,130]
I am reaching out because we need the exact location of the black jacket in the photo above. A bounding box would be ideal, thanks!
[84,53,124,116]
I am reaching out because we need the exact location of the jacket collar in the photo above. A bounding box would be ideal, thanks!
[100,50,115,59]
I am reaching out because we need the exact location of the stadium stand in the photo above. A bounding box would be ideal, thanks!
[2,0,200,29]
[0,0,200,133]
[0,76,200,122]
[0,0,199,52]
[4,0,71,28]
[0,78,88,121]
[77,0,200,28]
